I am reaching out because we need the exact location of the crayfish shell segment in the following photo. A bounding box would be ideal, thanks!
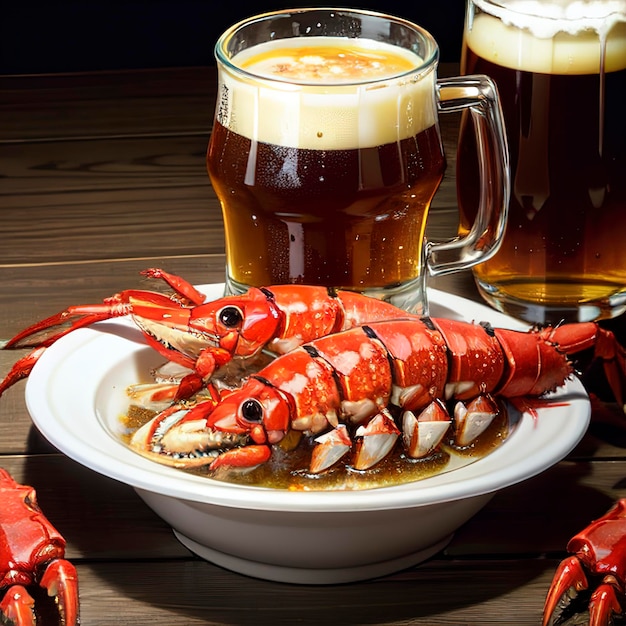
[402,400,452,459]
[454,395,499,447]
[432,318,505,401]
[370,319,448,411]
[353,409,401,470]
[310,425,352,473]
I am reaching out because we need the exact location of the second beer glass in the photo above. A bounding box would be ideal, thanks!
[458,0,626,323]
[208,8,510,313]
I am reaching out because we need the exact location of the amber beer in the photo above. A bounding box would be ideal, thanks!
[207,36,445,293]
[458,1,626,322]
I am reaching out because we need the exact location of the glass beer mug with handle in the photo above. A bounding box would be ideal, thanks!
[207,8,510,314]
[458,0,626,324]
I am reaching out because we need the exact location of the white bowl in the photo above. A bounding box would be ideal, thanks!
[25,286,590,584]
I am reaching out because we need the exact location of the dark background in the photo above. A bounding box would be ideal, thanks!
[1,1,466,75]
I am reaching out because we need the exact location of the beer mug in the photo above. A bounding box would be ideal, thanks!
[458,0,626,323]
[207,8,510,314]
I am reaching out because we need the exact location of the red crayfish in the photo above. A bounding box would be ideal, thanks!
[543,498,626,626]
[0,469,79,626]
[0,268,412,405]
[129,316,626,474]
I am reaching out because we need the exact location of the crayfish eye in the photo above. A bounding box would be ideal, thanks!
[218,306,243,328]
[240,399,264,423]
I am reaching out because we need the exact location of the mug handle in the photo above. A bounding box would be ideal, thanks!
[427,75,510,278]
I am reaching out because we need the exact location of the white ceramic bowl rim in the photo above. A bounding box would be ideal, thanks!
[25,285,590,513]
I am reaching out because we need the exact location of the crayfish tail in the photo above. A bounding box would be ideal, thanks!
[545,323,626,410]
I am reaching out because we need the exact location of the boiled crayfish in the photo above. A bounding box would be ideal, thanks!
[0,468,79,626]
[543,498,626,626]
[130,315,626,475]
[0,268,413,404]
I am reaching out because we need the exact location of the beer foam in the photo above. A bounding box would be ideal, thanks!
[217,37,438,150]
[467,0,626,73]
[236,42,417,84]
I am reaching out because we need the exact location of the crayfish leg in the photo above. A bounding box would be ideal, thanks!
[140,268,206,306]
[589,580,622,626]
[310,424,352,473]
[454,395,499,447]
[40,558,80,626]
[545,323,626,409]
[542,556,589,626]
[353,409,400,470]
[402,400,451,458]
[0,584,36,626]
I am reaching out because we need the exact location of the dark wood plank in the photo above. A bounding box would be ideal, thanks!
[0,68,216,141]
[72,557,556,625]
[0,135,209,196]
[1,188,223,265]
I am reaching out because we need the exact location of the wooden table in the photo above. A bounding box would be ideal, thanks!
[2,64,625,625]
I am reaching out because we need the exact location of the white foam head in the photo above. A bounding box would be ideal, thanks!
[466,0,626,73]
[215,37,438,150]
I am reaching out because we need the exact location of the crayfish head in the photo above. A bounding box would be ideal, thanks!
[189,288,281,356]
[206,377,292,445]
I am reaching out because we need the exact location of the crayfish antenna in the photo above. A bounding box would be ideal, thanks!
[0,346,47,398]
[0,311,113,398]
[3,310,112,350]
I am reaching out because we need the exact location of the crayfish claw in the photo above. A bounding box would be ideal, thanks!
[40,558,80,626]
[589,581,622,626]
[0,585,36,626]
[209,444,271,470]
[542,556,589,626]
[129,403,245,469]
